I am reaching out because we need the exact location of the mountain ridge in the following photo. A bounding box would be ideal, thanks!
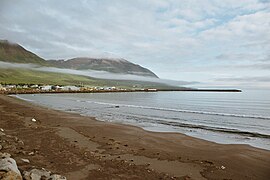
[0,40,158,78]
[47,57,158,78]
[0,40,47,65]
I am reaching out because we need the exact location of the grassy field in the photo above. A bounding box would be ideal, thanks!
[0,68,174,89]
[0,68,95,85]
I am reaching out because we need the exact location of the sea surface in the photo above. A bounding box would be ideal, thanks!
[16,90,270,150]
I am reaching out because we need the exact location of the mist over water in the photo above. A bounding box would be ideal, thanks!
[16,90,270,150]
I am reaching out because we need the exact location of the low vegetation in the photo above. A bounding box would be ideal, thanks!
[0,68,173,89]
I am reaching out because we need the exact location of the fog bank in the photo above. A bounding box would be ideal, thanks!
[0,61,197,86]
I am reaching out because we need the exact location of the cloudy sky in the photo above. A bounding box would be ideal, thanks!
[0,0,270,89]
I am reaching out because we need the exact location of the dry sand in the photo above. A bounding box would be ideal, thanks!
[0,94,269,179]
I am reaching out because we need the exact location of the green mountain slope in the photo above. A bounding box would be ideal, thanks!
[0,40,48,65]
[0,68,94,85]
[47,58,158,78]
[0,40,158,78]
[0,68,171,89]
[0,40,171,88]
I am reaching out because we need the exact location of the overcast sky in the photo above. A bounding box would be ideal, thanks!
[0,0,270,89]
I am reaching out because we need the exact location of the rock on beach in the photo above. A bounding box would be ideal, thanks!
[0,152,22,180]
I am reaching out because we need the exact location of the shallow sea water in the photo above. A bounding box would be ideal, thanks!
[16,90,270,150]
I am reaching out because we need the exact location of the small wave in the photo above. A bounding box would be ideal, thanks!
[87,101,270,120]
[10,95,34,102]
[96,112,270,139]
[153,120,270,139]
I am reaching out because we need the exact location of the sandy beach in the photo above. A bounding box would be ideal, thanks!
[0,94,269,180]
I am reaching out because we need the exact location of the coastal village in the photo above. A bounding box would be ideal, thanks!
[0,83,158,94]
[1,0,270,179]
[0,83,117,93]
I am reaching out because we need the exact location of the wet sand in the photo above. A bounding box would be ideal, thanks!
[0,94,269,179]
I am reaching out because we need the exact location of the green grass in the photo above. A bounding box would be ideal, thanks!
[0,68,96,85]
[0,68,174,89]
[0,41,49,66]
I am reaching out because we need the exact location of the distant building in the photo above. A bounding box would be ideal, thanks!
[62,86,80,91]
[41,85,52,91]
[95,87,104,90]
[147,88,157,92]
[0,85,6,91]
[6,85,16,89]
[104,86,116,90]
[30,85,39,88]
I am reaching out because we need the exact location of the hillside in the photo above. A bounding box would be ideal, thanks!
[0,40,48,65]
[0,40,167,88]
[48,58,158,78]
[0,40,158,78]
[0,68,171,89]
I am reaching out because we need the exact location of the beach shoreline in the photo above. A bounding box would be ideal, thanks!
[0,94,269,179]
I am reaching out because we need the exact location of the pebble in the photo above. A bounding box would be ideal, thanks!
[0,132,65,180]
[50,174,67,180]
[31,118,36,122]
[23,168,66,180]
[23,168,50,179]
[0,152,11,158]
[18,140,24,146]
[21,158,30,163]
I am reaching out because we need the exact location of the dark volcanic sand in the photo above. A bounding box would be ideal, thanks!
[0,95,269,179]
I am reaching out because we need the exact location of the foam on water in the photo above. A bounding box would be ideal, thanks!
[86,100,270,120]
[16,90,270,150]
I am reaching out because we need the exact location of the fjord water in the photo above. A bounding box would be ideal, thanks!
[17,90,270,150]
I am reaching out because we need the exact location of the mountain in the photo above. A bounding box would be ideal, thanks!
[0,40,177,88]
[0,40,158,78]
[0,40,48,65]
[0,68,169,89]
[48,58,158,78]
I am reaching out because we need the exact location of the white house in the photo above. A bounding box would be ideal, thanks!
[31,85,39,88]
[41,85,52,91]
[147,88,157,92]
[0,85,6,91]
[62,86,80,91]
